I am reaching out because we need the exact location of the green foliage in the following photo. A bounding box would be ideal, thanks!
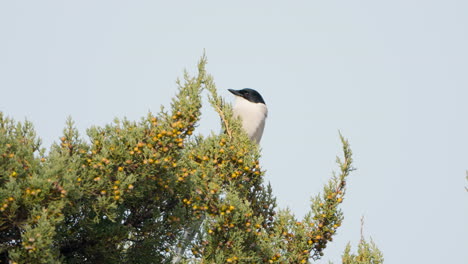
[341,238,384,264]
[0,56,379,263]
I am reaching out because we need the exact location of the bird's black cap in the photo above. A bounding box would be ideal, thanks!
[228,88,266,104]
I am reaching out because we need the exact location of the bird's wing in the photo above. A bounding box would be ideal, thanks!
[251,118,266,144]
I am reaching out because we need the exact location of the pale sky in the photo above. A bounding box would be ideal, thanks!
[1,1,467,263]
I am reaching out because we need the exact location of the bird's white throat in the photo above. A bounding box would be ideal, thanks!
[232,96,268,144]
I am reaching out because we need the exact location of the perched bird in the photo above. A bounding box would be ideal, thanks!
[228,88,268,144]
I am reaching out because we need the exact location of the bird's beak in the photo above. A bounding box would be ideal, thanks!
[228,89,241,97]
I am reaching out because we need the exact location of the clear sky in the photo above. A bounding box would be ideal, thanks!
[1,1,467,263]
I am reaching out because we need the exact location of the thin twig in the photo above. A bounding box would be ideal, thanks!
[360,215,365,242]
[213,104,232,140]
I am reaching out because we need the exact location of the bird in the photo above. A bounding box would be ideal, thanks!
[228,88,268,144]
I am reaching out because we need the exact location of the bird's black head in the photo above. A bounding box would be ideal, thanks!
[228,88,266,104]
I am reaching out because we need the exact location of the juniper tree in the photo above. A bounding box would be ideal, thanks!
[0,56,381,263]
[340,238,383,264]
